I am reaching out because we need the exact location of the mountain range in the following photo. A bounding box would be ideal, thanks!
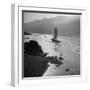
[24,16,80,36]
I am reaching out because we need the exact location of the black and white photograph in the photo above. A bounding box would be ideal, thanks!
[23,10,80,77]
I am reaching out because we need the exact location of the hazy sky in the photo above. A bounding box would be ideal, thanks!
[23,12,80,23]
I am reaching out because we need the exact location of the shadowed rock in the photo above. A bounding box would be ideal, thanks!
[24,55,49,77]
[24,40,43,56]
[65,68,70,72]
[24,40,63,77]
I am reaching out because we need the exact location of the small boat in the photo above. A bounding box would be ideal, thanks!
[51,27,60,43]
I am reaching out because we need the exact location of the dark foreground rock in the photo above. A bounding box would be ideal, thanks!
[24,40,64,77]
[24,54,63,77]
[24,40,43,56]
[24,54,49,77]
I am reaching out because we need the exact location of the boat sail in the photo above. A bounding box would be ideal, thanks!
[51,27,60,43]
[53,27,58,40]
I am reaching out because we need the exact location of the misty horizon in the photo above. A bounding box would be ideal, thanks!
[24,12,80,24]
[23,12,80,36]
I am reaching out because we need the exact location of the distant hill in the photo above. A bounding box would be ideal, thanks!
[24,16,80,36]
[24,32,32,35]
